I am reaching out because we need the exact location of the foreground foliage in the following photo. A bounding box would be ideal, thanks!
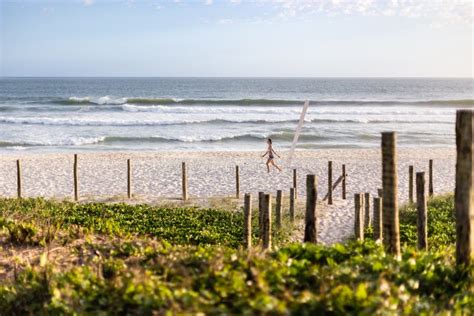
[1,241,472,314]
[0,195,472,314]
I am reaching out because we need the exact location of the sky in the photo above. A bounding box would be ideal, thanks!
[1,0,473,77]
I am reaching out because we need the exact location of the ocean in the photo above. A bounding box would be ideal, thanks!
[0,77,472,152]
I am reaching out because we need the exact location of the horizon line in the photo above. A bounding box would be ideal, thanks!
[1,76,473,79]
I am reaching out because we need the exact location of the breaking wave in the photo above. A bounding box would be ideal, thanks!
[49,96,474,106]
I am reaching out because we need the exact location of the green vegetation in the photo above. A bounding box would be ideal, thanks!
[0,196,472,314]
[0,198,248,247]
[400,195,456,249]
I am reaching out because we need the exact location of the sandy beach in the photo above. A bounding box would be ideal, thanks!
[0,148,456,244]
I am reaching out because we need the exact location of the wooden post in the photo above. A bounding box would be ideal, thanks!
[182,162,188,201]
[243,193,252,249]
[354,193,364,241]
[429,159,434,197]
[327,161,333,205]
[16,160,22,199]
[258,191,264,236]
[127,159,132,199]
[416,172,428,250]
[373,197,383,242]
[293,169,297,200]
[304,174,317,243]
[275,190,282,228]
[382,132,400,257]
[235,165,240,199]
[262,193,272,250]
[289,187,295,223]
[377,188,383,197]
[342,164,346,200]
[364,192,371,228]
[455,110,473,266]
[73,154,78,202]
[408,165,414,204]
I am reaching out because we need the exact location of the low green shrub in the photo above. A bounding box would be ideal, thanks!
[0,241,472,314]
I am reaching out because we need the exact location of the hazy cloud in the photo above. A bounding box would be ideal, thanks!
[232,0,473,27]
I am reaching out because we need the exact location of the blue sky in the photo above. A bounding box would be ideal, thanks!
[1,0,472,77]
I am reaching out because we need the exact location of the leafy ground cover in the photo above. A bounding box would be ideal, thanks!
[0,196,472,314]
[0,198,252,248]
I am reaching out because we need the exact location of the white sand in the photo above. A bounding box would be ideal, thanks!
[0,148,456,244]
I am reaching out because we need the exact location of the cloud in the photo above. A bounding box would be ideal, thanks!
[82,0,94,6]
[205,0,213,5]
[218,18,234,24]
[253,0,473,27]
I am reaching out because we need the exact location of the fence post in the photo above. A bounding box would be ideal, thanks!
[409,165,414,204]
[364,192,371,228]
[182,162,188,201]
[276,190,282,228]
[127,159,132,199]
[455,110,473,266]
[382,132,400,257]
[289,187,295,222]
[354,193,364,241]
[73,154,78,202]
[304,174,317,243]
[416,172,428,250]
[293,169,297,200]
[258,191,264,236]
[16,160,22,199]
[235,165,240,199]
[262,193,272,250]
[327,161,333,205]
[429,159,434,197]
[342,164,346,200]
[244,193,252,249]
[373,197,383,242]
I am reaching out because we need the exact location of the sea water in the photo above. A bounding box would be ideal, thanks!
[0,77,472,152]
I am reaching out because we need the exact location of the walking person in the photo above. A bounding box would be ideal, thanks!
[262,138,282,173]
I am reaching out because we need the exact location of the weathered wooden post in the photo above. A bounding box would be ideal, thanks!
[127,159,132,199]
[373,197,383,241]
[182,162,188,201]
[342,164,347,200]
[262,193,272,250]
[354,193,364,240]
[275,190,282,228]
[293,169,297,200]
[455,110,473,266]
[409,165,414,204]
[16,160,22,199]
[377,188,383,197]
[289,187,295,222]
[416,172,428,250]
[73,154,78,201]
[235,165,240,199]
[243,193,252,249]
[382,132,400,257]
[364,192,371,228]
[258,191,264,235]
[327,161,333,205]
[429,159,434,197]
[304,174,317,243]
